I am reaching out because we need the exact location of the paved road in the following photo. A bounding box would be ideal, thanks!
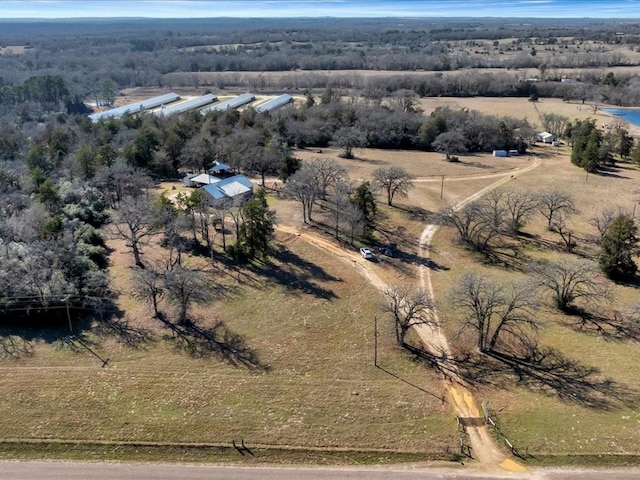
[1,461,640,480]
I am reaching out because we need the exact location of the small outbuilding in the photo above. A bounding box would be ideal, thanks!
[183,173,221,187]
[537,132,557,144]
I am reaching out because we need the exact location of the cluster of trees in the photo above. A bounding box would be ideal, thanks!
[447,257,618,356]
[568,119,634,172]
[0,164,111,325]
[284,158,375,241]
[283,156,417,242]
[441,188,638,283]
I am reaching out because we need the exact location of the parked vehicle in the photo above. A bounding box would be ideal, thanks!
[359,247,374,259]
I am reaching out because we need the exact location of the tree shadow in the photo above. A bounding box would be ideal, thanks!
[96,313,155,349]
[563,308,640,342]
[248,248,341,300]
[422,256,451,272]
[0,298,152,360]
[159,315,269,371]
[0,333,34,360]
[395,205,439,224]
[596,166,631,180]
[451,346,638,410]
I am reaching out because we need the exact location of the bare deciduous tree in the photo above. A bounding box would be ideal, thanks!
[111,195,161,268]
[330,179,352,239]
[432,130,467,160]
[283,162,322,223]
[164,266,213,326]
[589,208,617,244]
[310,158,347,200]
[502,190,539,234]
[331,126,366,159]
[380,285,434,346]
[449,272,538,353]
[440,200,502,251]
[530,259,611,312]
[132,265,164,318]
[538,190,577,231]
[550,212,575,252]
[373,166,415,206]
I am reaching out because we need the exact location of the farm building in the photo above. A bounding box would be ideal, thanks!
[155,93,217,117]
[88,92,180,122]
[537,131,557,144]
[209,162,233,175]
[200,93,256,114]
[255,94,294,113]
[183,173,221,187]
[202,174,254,208]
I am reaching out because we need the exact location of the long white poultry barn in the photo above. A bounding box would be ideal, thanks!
[155,93,217,117]
[200,93,256,114]
[255,94,293,113]
[89,92,181,122]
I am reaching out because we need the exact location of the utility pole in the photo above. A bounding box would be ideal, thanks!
[64,296,73,335]
[374,315,378,367]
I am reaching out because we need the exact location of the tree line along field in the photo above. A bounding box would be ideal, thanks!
[3,17,640,114]
[1,17,640,466]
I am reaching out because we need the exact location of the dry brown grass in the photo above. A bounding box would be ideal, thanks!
[426,150,640,456]
[7,88,640,462]
[0,219,455,456]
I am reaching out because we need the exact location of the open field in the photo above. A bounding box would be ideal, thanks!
[4,87,640,466]
[0,230,456,462]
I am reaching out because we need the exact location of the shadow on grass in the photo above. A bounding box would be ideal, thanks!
[563,307,640,342]
[451,346,638,410]
[159,314,269,371]
[596,166,631,180]
[248,248,341,300]
[96,313,155,349]
[0,298,141,361]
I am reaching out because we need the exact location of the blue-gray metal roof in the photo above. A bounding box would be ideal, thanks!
[200,93,256,114]
[255,94,293,113]
[209,162,231,172]
[217,174,253,190]
[202,183,226,200]
[202,174,254,201]
[155,93,217,117]
[89,92,180,122]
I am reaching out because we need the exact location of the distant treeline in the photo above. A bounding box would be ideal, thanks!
[1,18,640,110]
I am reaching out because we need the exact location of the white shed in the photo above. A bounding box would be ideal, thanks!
[537,132,556,144]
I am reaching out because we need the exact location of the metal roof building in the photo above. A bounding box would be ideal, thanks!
[209,162,232,173]
[200,93,256,115]
[202,174,254,207]
[255,94,294,114]
[88,92,180,122]
[155,93,217,117]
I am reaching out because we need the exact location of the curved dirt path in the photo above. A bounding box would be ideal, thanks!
[414,155,542,473]
[276,155,544,476]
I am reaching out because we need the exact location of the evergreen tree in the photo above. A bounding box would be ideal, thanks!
[235,189,276,261]
[351,181,377,229]
[599,214,638,281]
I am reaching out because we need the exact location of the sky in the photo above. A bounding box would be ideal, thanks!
[0,0,638,19]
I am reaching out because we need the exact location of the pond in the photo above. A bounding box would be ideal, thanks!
[603,108,640,128]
